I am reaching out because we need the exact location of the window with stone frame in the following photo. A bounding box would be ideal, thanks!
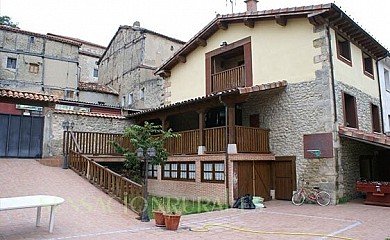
[29,63,39,74]
[162,162,195,181]
[371,104,380,133]
[336,34,352,65]
[385,69,390,92]
[362,52,374,78]
[201,162,224,183]
[6,57,17,69]
[343,92,358,128]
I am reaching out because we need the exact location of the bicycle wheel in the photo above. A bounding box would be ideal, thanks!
[316,191,331,206]
[292,192,305,206]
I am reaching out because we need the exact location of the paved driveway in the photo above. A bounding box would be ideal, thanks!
[0,159,389,240]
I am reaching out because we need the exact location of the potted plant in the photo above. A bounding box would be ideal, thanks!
[152,198,166,227]
[163,211,181,231]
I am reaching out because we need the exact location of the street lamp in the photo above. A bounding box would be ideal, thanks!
[137,147,156,222]
[62,120,75,169]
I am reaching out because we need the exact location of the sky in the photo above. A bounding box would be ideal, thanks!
[1,0,389,49]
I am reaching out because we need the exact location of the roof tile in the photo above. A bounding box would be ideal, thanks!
[78,82,119,95]
[0,88,57,102]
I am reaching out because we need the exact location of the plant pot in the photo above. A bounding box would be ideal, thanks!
[153,211,165,227]
[164,214,181,230]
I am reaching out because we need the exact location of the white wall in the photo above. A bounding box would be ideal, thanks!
[379,57,390,133]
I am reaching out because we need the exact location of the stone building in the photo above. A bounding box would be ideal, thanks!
[98,22,184,110]
[127,1,389,205]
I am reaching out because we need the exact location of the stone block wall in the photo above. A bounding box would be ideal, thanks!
[42,111,130,157]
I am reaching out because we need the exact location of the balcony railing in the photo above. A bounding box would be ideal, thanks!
[211,65,245,93]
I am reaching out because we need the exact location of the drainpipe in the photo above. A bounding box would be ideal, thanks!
[219,95,230,207]
[376,54,389,133]
[326,26,337,123]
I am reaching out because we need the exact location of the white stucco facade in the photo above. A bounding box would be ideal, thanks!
[379,57,390,133]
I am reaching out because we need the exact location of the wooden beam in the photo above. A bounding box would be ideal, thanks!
[176,55,186,63]
[217,21,228,30]
[195,38,207,47]
[244,18,255,28]
[275,15,287,26]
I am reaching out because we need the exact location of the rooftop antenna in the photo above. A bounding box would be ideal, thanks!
[226,0,236,13]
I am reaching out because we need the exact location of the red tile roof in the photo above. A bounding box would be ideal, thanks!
[54,110,125,119]
[0,89,57,102]
[128,80,287,117]
[78,82,119,95]
[339,126,390,148]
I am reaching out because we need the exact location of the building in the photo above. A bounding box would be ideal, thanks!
[127,1,389,205]
[379,56,390,134]
[98,21,185,110]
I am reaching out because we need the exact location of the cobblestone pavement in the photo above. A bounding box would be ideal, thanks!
[1,159,389,240]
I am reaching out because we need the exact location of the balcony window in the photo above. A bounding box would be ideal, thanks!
[362,52,374,78]
[336,34,352,65]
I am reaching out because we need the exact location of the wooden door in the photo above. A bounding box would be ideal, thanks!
[273,156,296,200]
[237,161,272,200]
[237,161,253,197]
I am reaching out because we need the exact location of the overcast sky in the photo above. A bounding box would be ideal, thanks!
[1,0,389,49]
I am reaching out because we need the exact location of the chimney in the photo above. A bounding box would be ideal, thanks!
[133,21,140,28]
[245,0,259,12]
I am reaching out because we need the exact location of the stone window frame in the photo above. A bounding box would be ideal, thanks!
[201,161,225,183]
[336,34,352,66]
[162,162,195,182]
[371,103,381,133]
[6,57,17,69]
[362,51,374,79]
[342,92,358,129]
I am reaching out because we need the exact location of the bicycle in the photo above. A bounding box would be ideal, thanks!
[291,179,331,206]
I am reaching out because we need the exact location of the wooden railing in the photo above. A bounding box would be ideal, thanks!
[164,129,199,155]
[205,127,226,153]
[64,131,131,155]
[211,65,245,93]
[235,126,270,153]
[69,150,144,215]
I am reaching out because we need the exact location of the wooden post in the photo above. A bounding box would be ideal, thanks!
[227,104,235,144]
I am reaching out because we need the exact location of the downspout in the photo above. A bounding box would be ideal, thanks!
[41,37,46,92]
[326,26,337,123]
[376,54,389,133]
[219,95,230,206]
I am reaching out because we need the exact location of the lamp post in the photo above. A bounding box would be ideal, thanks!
[137,147,156,222]
[62,120,74,169]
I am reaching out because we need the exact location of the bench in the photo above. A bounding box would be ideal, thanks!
[0,195,65,233]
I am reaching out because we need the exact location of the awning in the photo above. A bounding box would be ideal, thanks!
[339,126,390,150]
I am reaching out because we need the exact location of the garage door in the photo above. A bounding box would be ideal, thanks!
[0,114,44,158]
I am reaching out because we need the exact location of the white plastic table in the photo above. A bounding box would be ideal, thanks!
[0,195,65,233]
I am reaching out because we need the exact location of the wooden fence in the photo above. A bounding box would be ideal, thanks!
[69,150,144,215]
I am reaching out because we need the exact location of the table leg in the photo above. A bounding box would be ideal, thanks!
[49,205,56,233]
[36,206,42,227]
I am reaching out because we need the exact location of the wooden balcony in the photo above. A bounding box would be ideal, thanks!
[211,65,245,93]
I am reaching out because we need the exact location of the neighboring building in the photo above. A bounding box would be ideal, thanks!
[0,26,81,100]
[98,21,185,110]
[47,33,106,83]
[77,81,119,106]
[379,56,390,134]
[127,1,389,205]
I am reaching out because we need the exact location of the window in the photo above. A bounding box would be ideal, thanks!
[6,57,17,69]
[336,34,351,65]
[65,90,74,99]
[128,93,133,105]
[362,52,374,77]
[343,92,358,128]
[201,162,224,183]
[139,88,145,100]
[141,163,158,179]
[93,68,98,78]
[121,96,125,107]
[385,69,390,92]
[163,162,195,181]
[29,63,39,74]
[29,36,35,44]
[371,104,380,133]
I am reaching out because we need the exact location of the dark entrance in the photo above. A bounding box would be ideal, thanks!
[0,114,44,158]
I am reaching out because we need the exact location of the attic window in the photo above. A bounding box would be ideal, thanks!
[336,34,351,65]
[362,52,374,78]
[29,36,35,44]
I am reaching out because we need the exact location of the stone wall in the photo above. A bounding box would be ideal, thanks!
[42,111,130,157]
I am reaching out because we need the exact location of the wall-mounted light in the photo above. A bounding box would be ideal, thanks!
[220,41,228,47]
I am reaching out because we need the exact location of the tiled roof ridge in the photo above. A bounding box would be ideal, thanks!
[78,82,119,95]
[339,126,390,146]
[54,109,125,119]
[0,88,57,102]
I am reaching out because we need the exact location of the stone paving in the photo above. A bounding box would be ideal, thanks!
[1,159,390,240]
